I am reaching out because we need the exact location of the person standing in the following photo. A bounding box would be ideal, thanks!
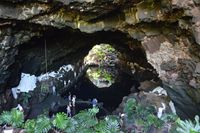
[119,113,125,127]
[72,95,76,107]
[16,104,23,112]
[52,86,56,95]
[68,92,72,107]
[64,80,67,88]
[92,98,98,108]
[66,105,71,117]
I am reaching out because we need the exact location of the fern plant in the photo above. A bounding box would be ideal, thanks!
[73,107,99,130]
[34,115,51,133]
[0,107,122,133]
[123,98,137,121]
[0,109,24,128]
[24,119,36,133]
[63,118,77,133]
[123,98,164,132]
[97,116,120,133]
[10,108,24,127]
[0,110,12,125]
[52,112,69,131]
[21,92,31,106]
[176,115,200,133]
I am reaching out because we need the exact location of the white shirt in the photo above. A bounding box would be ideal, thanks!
[52,86,56,93]
[157,103,166,118]
[16,104,23,112]
[72,97,76,103]
[67,106,71,113]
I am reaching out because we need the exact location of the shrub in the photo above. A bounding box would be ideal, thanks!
[95,115,120,133]
[123,98,137,120]
[24,119,36,133]
[123,98,163,132]
[34,115,51,133]
[73,107,99,129]
[0,107,120,133]
[0,109,24,128]
[52,112,69,131]
[0,110,12,125]
[176,115,200,133]
[10,109,24,127]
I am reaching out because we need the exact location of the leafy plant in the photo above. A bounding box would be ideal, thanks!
[0,109,24,128]
[52,112,69,131]
[10,108,24,127]
[161,113,178,123]
[95,118,120,133]
[24,115,51,133]
[21,92,31,105]
[123,98,163,132]
[24,119,36,133]
[0,107,121,133]
[123,98,137,120]
[63,118,77,133]
[146,114,163,128]
[40,82,49,93]
[176,115,200,133]
[73,107,99,129]
[0,110,12,125]
[35,115,51,133]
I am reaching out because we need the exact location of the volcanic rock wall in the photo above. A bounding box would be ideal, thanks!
[0,0,200,118]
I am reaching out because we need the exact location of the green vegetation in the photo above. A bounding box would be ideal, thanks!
[52,112,69,131]
[123,98,163,131]
[0,108,24,128]
[1,98,200,133]
[87,68,115,83]
[40,82,49,93]
[176,115,200,133]
[34,115,51,133]
[92,44,116,60]
[85,44,119,87]
[24,119,36,133]
[0,108,120,133]
[123,98,200,133]
[88,44,118,63]
[20,92,31,105]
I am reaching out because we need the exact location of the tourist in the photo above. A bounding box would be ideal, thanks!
[66,105,71,117]
[52,85,56,95]
[72,95,76,107]
[50,81,53,87]
[92,98,98,108]
[16,104,23,112]
[64,80,67,88]
[68,92,72,107]
[119,113,125,127]
[11,88,20,99]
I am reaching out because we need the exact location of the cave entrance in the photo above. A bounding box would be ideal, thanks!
[67,43,138,112]
[10,27,159,118]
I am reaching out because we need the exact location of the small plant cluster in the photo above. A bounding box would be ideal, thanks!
[176,115,200,133]
[0,108,120,133]
[85,44,119,66]
[87,67,114,83]
[123,98,200,133]
[0,108,24,128]
[92,44,117,61]
[123,98,164,132]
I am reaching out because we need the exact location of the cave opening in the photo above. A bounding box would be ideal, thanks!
[9,27,159,118]
[67,43,139,113]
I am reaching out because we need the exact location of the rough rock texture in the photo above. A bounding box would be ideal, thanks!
[0,0,200,118]
[84,44,121,88]
[113,90,175,133]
